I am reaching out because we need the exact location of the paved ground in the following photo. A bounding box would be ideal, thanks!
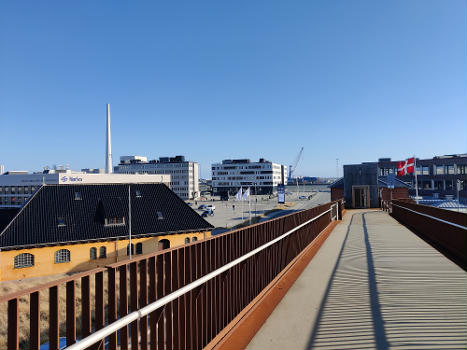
[190,191,330,230]
[246,209,467,350]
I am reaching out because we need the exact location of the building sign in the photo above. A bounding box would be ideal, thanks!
[61,176,83,183]
[278,184,285,204]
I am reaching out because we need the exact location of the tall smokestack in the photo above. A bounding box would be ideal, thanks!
[106,104,113,174]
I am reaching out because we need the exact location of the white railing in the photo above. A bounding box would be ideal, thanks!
[392,203,467,231]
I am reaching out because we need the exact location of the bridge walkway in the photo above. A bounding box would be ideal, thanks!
[246,209,467,350]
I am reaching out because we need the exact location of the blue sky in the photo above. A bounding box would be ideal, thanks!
[0,0,465,178]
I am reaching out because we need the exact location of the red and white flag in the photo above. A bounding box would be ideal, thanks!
[397,157,415,176]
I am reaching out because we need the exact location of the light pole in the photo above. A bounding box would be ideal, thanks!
[128,185,132,260]
[457,179,461,211]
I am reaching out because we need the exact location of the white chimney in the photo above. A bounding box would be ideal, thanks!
[106,104,113,174]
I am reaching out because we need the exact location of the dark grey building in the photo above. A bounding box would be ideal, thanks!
[343,162,379,208]
[341,154,467,208]
[377,154,466,201]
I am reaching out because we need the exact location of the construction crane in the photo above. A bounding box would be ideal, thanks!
[288,147,304,181]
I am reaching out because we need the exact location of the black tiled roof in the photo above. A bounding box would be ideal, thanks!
[0,208,19,232]
[0,183,213,250]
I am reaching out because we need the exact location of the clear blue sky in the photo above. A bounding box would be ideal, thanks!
[1,1,465,178]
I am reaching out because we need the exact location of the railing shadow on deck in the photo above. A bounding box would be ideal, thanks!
[306,210,467,350]
[305,211,389,350]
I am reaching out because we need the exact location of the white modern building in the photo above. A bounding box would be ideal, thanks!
[114,155,199,200]
[0,170,170,208]
[211,158,287,197]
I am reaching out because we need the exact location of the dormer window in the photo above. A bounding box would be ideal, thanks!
[156,211,164,220]
[104,217,125,226]
[135,190,142,198]
[74,192,82,200]
[57,217,66,227]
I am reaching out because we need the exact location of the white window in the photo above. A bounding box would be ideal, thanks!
[14,253,34,269]
[55,249,71,263]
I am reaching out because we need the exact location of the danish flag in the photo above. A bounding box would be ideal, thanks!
[397,157,415,176]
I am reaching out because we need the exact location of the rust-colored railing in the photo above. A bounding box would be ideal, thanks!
[1,200,343,350]
[390,200,467,268]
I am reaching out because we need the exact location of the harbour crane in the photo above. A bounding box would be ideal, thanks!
[288,147,304,181]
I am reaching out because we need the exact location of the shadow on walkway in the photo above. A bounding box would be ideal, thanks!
[306,210,466,350]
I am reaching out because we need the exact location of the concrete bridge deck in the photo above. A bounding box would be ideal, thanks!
[246,209,467,350]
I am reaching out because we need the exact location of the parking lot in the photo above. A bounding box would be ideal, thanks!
[187,190,331,231]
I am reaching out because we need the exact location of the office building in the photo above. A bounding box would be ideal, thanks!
[114,155,199,200]
[0,169,170,208]
[211,158,287,197]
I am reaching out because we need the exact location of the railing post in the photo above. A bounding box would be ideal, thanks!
[30,291,40,350]
[8,298,19,350]
[49,286,59,350]
[66,280,76,347]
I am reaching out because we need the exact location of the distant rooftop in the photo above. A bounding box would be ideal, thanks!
[119,155,189,165]
[221,158,270,164]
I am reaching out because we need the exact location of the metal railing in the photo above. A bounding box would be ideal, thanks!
[390,200,467,268]
[1,199,343,350]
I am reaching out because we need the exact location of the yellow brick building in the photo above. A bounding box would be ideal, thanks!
[0,183,213,281]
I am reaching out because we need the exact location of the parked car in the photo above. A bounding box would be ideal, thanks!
[298,195,307,200]
[198,204,207,210]
[206,205,215,211]
[201,210,214,217]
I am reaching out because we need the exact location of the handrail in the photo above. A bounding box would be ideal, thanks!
[65,206,335,350]
[392,203,467,230]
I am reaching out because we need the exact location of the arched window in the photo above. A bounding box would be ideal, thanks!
[127,244,134,256]
[136,243,143,255]
[192,237,198,242]
[90,247,97,260]
[184,237,190,244]
[99,247,107,259]
[55,249,70,263]
[14,253,34,269]
[158,239,170,251]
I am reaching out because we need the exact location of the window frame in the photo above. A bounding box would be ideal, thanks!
[14,253,34,269]
[99,246,107,259]
[90,247,97,260]
[104,217,125,227]
[54,249,71,264]
[57,217,66,227]
[136,242,143,255]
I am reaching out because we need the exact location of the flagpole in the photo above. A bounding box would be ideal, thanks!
[241,187,244,221]
[376,162,380,209]
[248,188,251,225]
[414,155,419,204]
